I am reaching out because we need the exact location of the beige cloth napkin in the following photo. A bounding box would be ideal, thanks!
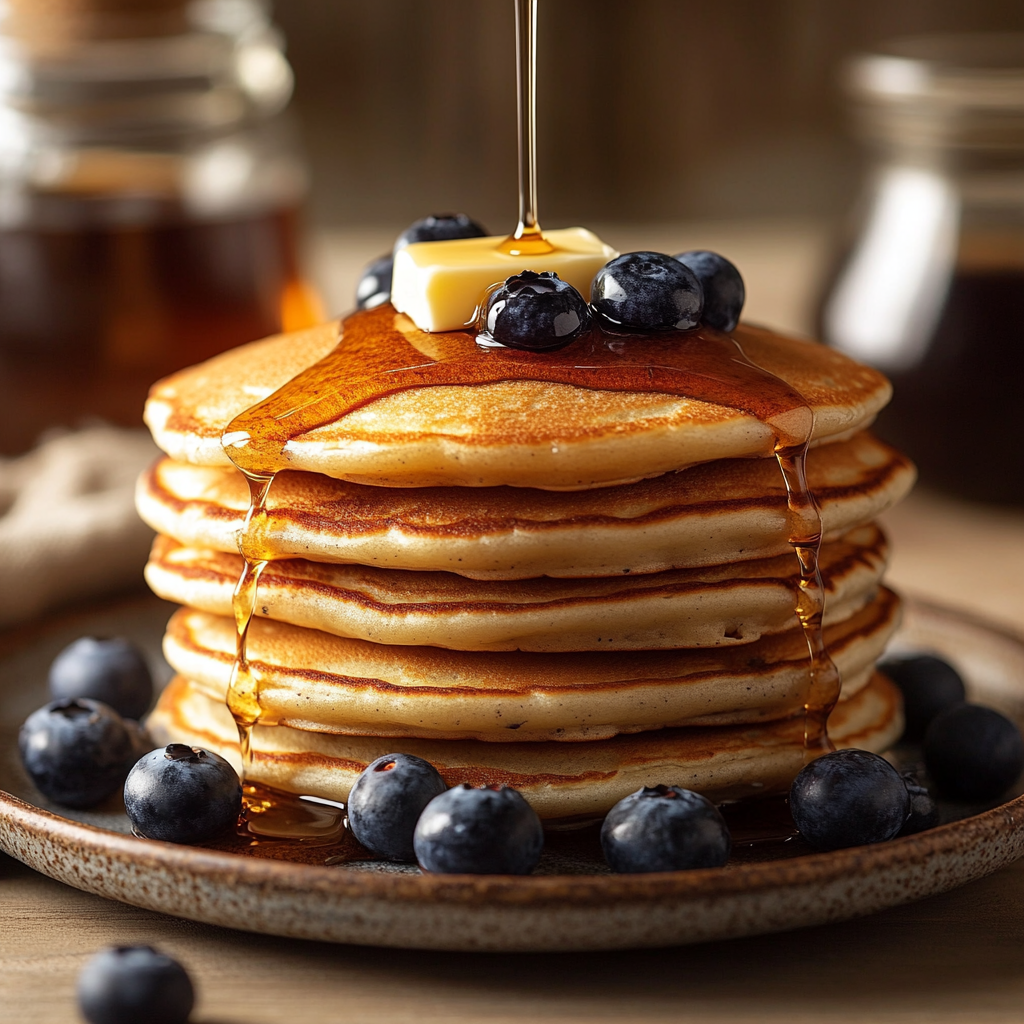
[0,425,158,627]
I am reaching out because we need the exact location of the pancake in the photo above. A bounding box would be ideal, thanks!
[147,670,904,821]
[144,307,892,489]
[145,525,887,652]
[161,587,900,741]
[136,430,913,579]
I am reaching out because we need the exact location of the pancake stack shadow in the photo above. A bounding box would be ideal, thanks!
[137,313,915,825]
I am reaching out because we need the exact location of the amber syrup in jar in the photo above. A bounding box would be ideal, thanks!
[0,0,320,453]
[0,206,318,453]
[822,34,1024,503]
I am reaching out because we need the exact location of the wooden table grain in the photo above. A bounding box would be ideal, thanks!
[4,850,1024,1023]
[5,223,1024,1022]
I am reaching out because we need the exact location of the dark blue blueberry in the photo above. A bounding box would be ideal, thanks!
[672,250,745,332]
[347,753,448,862]
[790,749,910,851]
[600,786,731,873]
[898,771,940,835]
[924,703,1024,802]
[878,653,966,741]
[483,271,591,350]
[124,743,241,845]
[394,213,488,251]
[49,637,153,720]
[19,699,135,808]
[590,252,703,331]
[414,783,544,875]
[78,945,194,1024]
[355,253,393,310]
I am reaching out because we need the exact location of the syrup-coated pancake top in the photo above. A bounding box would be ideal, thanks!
[160,587,900,742]
[144,307,892,489]
[137,431,914,578]
[147,670,904,817]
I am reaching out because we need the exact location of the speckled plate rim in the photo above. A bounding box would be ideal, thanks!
[2,598,1024,951]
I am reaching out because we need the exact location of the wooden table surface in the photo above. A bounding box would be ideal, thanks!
[5,223,1024,1022]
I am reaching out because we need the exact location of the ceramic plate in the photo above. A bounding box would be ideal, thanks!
[1,593,1022,952]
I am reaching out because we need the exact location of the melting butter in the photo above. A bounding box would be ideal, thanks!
[391,226,618,333]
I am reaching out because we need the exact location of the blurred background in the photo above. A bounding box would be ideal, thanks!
[278,0,1024,228]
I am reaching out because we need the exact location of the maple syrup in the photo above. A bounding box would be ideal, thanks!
[0,206,317,455]
[824,35,1024,504]
[871,268,1024,504]
[218,0,839,845]
[238,783,347,846]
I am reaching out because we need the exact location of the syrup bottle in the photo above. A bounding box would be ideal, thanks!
[820,34,1024,504]
[0,0,322,454]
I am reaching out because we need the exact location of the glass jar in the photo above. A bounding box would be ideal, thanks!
[0,0,321,453]
[821,34,1024,504]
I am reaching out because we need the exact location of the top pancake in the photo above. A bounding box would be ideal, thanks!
[144,307,891,489]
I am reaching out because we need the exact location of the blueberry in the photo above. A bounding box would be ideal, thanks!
[124,744,241,845]
[414,784,544,875]
[590,252,703,331]
[600,786,731,873]
[790,749,910,851]
[355,253,393,310]
[898,771,940,835]
[483,271,591,351]
[347,753,448,862]
[878,654,966,741]
[19,699,135,808]
[49,637,153,720]
[924,703,1024,802]
[672,250,745,332]
[78,945,194,1024]
[394,213,488,251]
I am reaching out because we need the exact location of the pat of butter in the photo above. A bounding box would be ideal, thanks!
[391,226,618,333]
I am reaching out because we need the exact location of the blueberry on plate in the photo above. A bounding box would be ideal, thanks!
[413,783,544,875]
[898,770,940,835]
[878,653,966,741]
[924,703,1024,802]
[600,785,731,873]
[48,636,153,720]
[790,748,910,851]
[483,270,591,350]
[355,253,393,310]
[672,250,745,332]
[19,699,135,808]
[78,945,194,1024]
[124,744,241,845]
[590,252,703,331]
[347,752,448,862]
[394,213,488,251]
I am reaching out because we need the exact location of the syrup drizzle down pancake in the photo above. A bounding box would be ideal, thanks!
[145,525,888,652]
[161,588,900,742]
[137,431,913,579]
[147,670,904,821]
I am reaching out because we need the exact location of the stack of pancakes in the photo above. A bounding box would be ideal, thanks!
[139,311,914,823]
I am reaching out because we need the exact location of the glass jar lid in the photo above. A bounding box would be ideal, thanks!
[0,0,292,142]
[846,33,1024,153]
